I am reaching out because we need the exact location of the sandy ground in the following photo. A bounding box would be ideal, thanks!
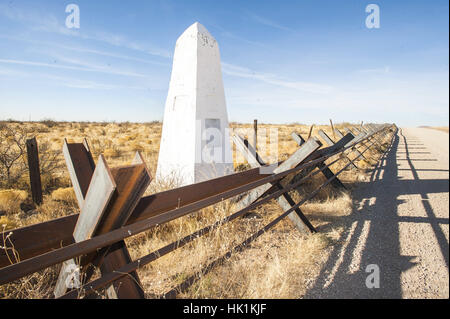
[304,127,449,298]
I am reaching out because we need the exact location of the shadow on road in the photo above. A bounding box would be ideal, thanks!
[304,129,449,298]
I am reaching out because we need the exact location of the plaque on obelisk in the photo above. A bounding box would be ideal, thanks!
[156,22,234,186]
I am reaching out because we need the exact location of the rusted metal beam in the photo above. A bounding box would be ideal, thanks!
[344,128,368,160]
[292,132,349,190]
[126,164,273,224]
[359,125,383,145]
[318,129,335,146]
[0,214,76,267]
[63,139,95,206]
[253,119,258,153]
[55,141,149,299]
[0,160,273,269]
[307,124,315,139]
[232,134,317,233]
[62,131,388,298]
[291,132,306,146]
[318,129,358,170]
[330,119,335,140]
[54,154,115,297]
[0,147,349,284]
[90,154,150,299]
[335,129,367,161]
[62,154,353,298]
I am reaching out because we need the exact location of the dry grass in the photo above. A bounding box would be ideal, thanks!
[50,187,77,203]
[424,126,449,133]
[0,121,394,299]
[0,189,28,214]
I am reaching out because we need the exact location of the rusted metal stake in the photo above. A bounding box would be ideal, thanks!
[330,119,335,140]
[26,137,43,205]
[307,124,315,140]
[253,119,258,152]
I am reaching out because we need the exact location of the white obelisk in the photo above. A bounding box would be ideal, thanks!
[156,22,234,186]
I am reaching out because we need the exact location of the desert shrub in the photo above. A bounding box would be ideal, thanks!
[118,121,131,128]
[0,124,29,188]
[37,141,64,184]
[0,124,62,190]
[40,118,57,128]
[0,189,28,214]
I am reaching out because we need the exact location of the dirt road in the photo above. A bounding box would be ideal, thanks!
[304,127,449,298]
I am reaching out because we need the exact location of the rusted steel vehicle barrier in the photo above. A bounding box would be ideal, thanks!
[0,123,395,298]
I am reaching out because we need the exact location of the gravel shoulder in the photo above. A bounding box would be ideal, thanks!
[304,127,449,298]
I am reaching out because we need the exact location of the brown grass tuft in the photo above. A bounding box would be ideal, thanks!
[50,187,77,204]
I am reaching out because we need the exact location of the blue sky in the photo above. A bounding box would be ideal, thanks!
[0,0,448,126]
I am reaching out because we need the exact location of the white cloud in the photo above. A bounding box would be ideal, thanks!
[0,65,147,90]
[247,13,293,32]
[357,66,391,74]
[0,58,148,78]
[0,35,169,67]
[208,23,267,48]
[221,62,334,94]
[83,30,171,59]
[57,44,169,66]
[0,3,171,59]
[223,69,449,125]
